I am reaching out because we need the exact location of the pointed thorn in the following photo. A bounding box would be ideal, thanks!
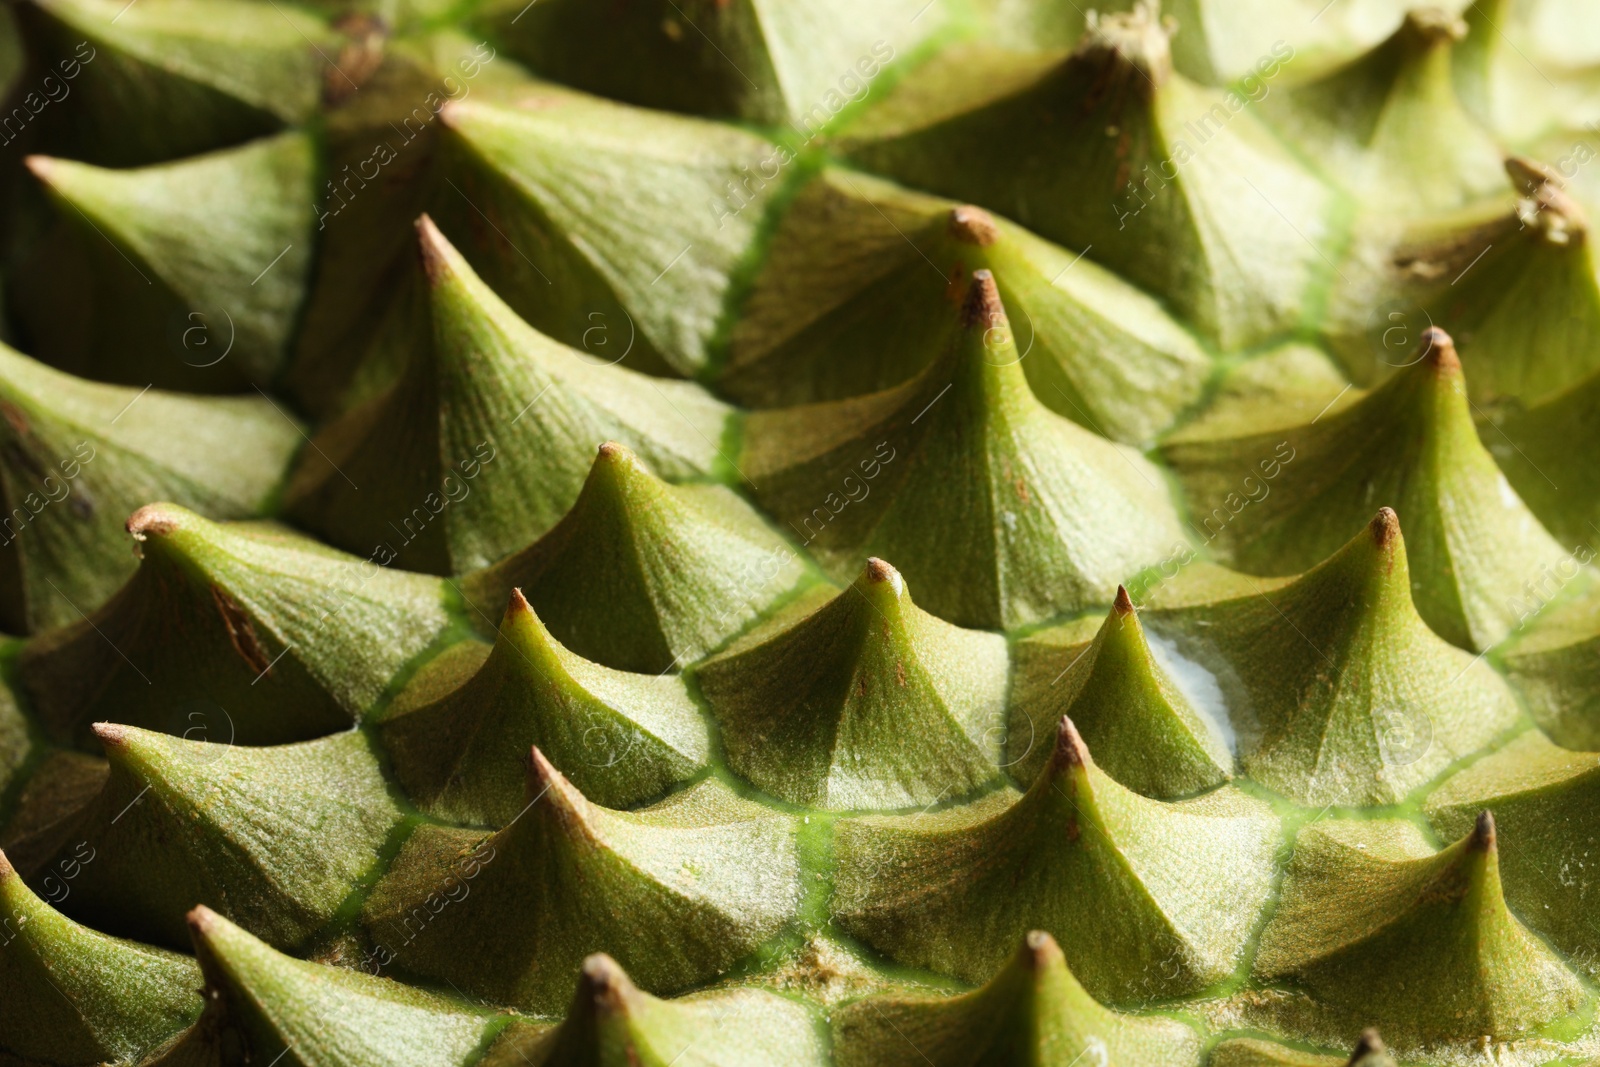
[1348,1028,1386,1061]
[1403,7,1467,44]
[414,214,453,286]
[961,270,1007,331]
[23,155,56,184]
[948,206,999,247]
[505,587,534,621]
[579,953,635,1013]
[1418,326,1459,372]
[596,440,632,463]
[1370,508,1400,549]
[126,503,185,540]
[1470,810,1497,853]
[0,848,15,881]
[186,905,219,939]
[1505,156,1561,195]
[1113,585,1135,616]
[1053,716,1090,769]
[91,722,131,748]
[1021,930,1062,971]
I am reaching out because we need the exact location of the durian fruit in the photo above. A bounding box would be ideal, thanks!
[8,0,1600,1065]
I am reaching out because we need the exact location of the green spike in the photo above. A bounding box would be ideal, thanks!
[1330,160,1600,400]
[520,953,827,1066]
[839,7,1329,348]
[1425,729,1600,976]
[1009,586,1232,798]
[719,168,1211,444]
[48,723,405,950]
[18,132,317,390]
[1164,328,1580,651]
[1252,813,1587,1046]
[432,88,784,377]
[19,503,452,747]
[0,847,203,1066]
[361,748,801,1013]
[0,341,302,634]
[379,587,711,821]
[1257,8,1504,210]
[286,216,730,575]
[1146,509,1520,804]
[695,557,1006,809]
[188,905,500,1067]
[743,271,1185,629]
[475,0,930,126]
[17,0,335,166]
[832,929,1202,1067]
[832,718,1279,1000]
[463,442,805,673]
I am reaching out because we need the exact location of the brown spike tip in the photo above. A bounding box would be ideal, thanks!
[1470,810,1497,853]
[505,587,534,619]
[22,155,57,184]
[186,905,220,939]
[1053,716,1091,769]
[126,503,186,540]
[579,953,636,1013]
[948,206,999,247]
[1021,930,1064,972]
[0,848,15,882]
[1418,326,1459,372]
[961,270,1007,331]
[1113,585,1135,617]
[1348,1029,1386,1062]
[414,214,454,286]
[1402,7,1467,44]
[1370,508,1401,549]
[91,722,131,748]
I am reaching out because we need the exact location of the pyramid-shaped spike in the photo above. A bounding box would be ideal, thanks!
[1009,586,1232,797]
[1257,8,1504,210]
[15,0,336,166]
[45,724,405,951]
[719,168,1210,443]
[695,557,1006,809]
[286,217,730,575]
[1164,328,1580,651]
[0,847,202,1066]
[432,89,783,376]
[1146,509,1520,804]
[18,132,316,389]
[744,272,1185,629]
[1253,814,1586,1046]
[832,929,1202,1066]
[0,341,301,633]
[476,0,930,127]
[361,749,802,1013]
[832,718,1279,1001]
[188,906,500,1067]
[19,503,452,746]
[463,443,805,673]
[1425,729,1600,977]
[838,7,1330,348]
[379,588,711,821]
[1330,159,1600,400]
[527,953,828,1066]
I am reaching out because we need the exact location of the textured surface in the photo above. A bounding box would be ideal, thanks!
[1,0,1599,1065]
